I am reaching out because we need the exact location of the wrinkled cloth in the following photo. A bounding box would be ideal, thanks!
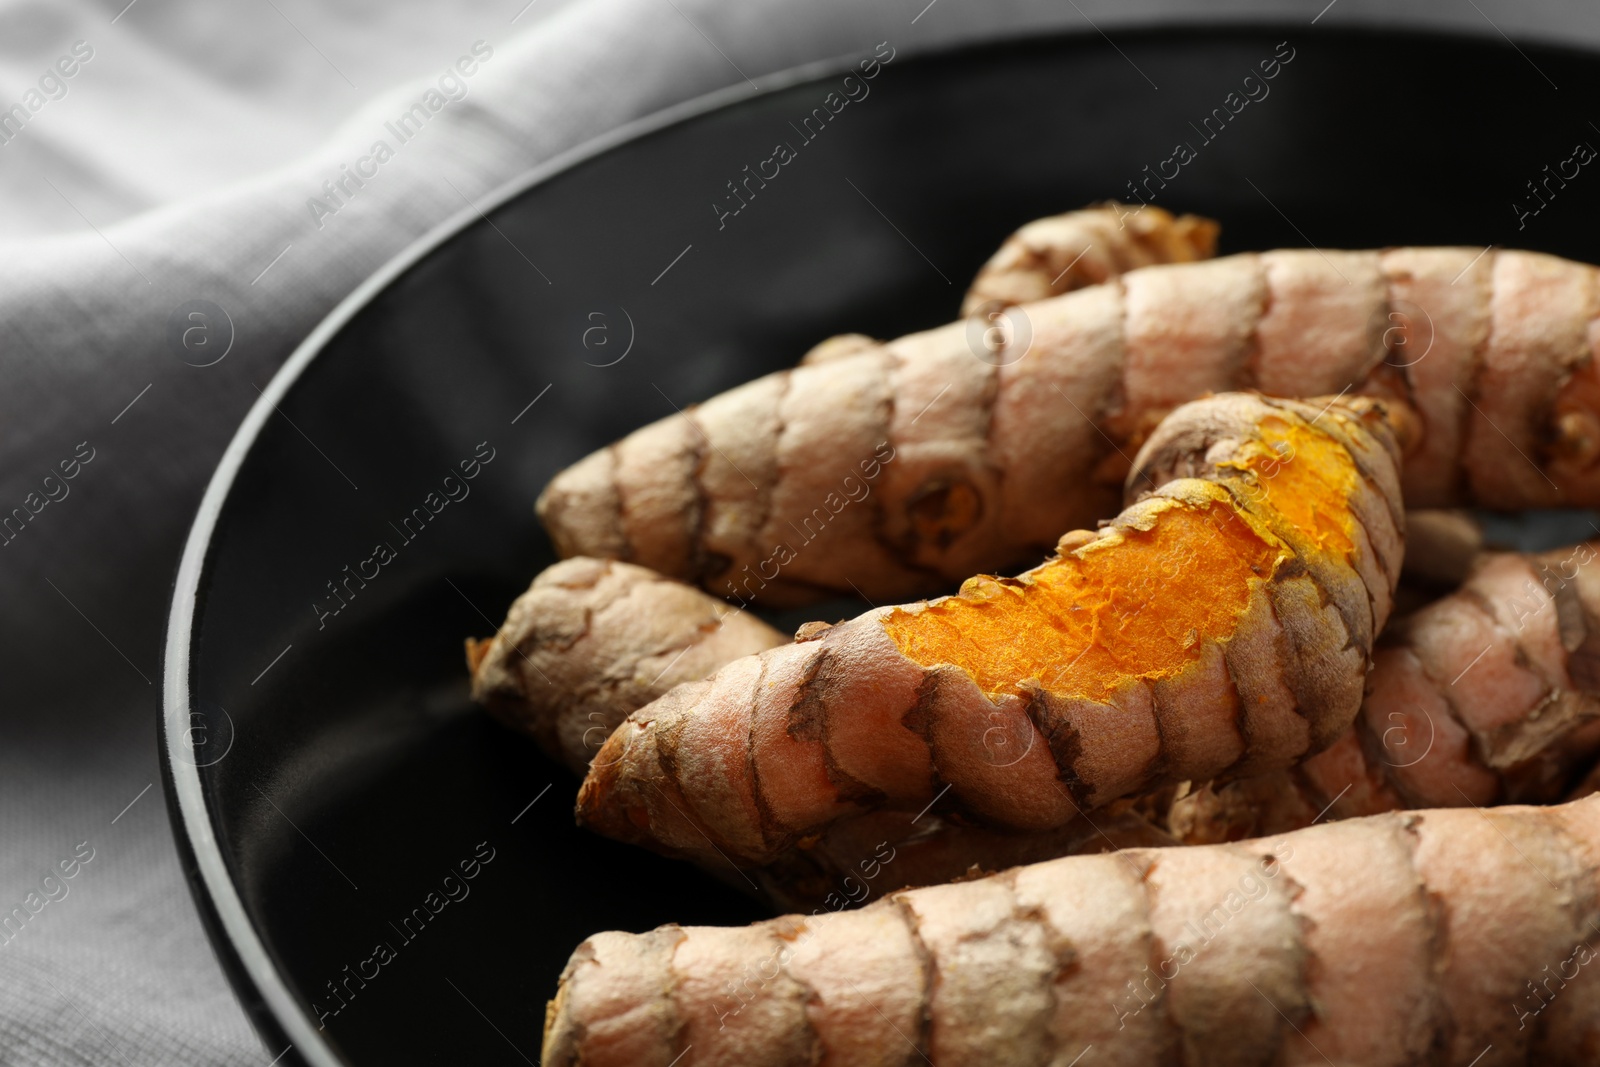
[0,0,1588,1062]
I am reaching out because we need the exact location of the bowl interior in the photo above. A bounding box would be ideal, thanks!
[173,25,1600,1065]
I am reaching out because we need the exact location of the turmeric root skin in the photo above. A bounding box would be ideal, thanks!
[576,394,1402,869]
[545,795,1600,1067]
[961,201,1219,316]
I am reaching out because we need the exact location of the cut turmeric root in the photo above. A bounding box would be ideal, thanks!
[468,562,1181,905]
[539,242,1600,606]
[546,795,1600,1067]
[575,393,1403,868]
[469,559,1186,905]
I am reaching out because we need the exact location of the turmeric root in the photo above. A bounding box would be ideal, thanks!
[1171,537,1600,843]
[960,201,1219,315]
[467,557,783,773]
[575,393,1403,868]
[537,204,1224,608]
[546,794,1600,1067]
[468,554,1180,903]
[792,203,1217,375]
[539,244,1600,606]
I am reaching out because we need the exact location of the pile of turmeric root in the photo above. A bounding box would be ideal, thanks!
[465,203,1600,1065]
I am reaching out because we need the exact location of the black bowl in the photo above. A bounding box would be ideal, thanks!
[163,23,1600,1066]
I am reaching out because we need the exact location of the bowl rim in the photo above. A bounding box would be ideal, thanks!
[158,42,906,1067]
[158,15,1556,1065]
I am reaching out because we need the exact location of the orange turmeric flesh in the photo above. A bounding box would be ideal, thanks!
[884,417,1364,704]
[883,501,1280,703]
[1228,415,1359,560]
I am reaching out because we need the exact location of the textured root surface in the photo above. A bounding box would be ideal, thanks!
[961,201,1219,316]
[545,796,1600,1067]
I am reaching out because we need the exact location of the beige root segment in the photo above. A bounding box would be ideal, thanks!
[804,202,1219,373]
[960,202,1219,315]
[544,795,1600,1067]
[576,393,1403,869]
[468,557,784,774]
[539,241,1600,606]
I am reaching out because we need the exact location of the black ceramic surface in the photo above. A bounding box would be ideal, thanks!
[165,25,1600,1067]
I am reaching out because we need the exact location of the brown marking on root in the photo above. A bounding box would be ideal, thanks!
[659,925,695,1067]
[887,893,937,1066]
[747,656,786,854]
[894,671,956,820]
[652,711,745,857]
[683,407,715,584]
[1457,253,1499,503]
[1130,852,1184,1059]
[1567,597,1600,691]
[1215,660,1256,784]
[767,917,827,1067]
[1251,845,1314,1060]
[904,478,985,551]
[995,869,1064,1061]
[1143,682,1173,788]
[1020,684,1092,811]
[1539,560,1591,654]
[1394,815,1461,1060]
[802,650,887,810]
[865,348,917,575]
[1237,255,1272,392]
[752,369,794,556]
[1283,563,1366,706]
[785,646,831,744]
